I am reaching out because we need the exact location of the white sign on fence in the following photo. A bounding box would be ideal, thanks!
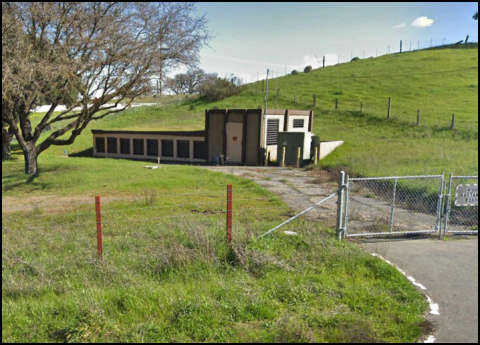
[455,185,479,207]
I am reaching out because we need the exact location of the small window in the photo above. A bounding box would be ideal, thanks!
[120,138,131,155]
[107,137,118,154]
[147,139,159,157]
[267,119,280,146]
[293,119,305,129]
[162,140,174,157]
[177,140,190,159]
[96,137,106,153]
[133,139,145,155]
[193,141,207,159]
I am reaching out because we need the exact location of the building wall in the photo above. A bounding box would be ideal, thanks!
[207,111,225,162]
[93,132,206,163]
[92,109,315,166]
[264,110,313,162]
[206,109,264,165]
[245,111,262,165]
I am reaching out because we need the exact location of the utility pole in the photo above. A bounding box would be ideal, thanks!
[265,69,270,113]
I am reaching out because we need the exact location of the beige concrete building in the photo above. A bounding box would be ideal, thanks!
[92,109,320,165]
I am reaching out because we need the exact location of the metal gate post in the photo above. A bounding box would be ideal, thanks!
[436,173,445,237]
[336,171,347,240]
[343,175,351,237]
[444,174,454,237]
[389,179,398,233]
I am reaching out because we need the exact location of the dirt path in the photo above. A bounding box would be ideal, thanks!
[204,166,441,236]
[2,194,136,215]
[204,166,340,228]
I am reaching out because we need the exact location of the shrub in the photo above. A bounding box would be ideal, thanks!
[304,65,313,73]
[291,70,299,75]
[198,75,242,101]
[351,57,360,62]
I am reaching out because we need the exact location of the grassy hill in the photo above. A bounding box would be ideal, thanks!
[3,45,478,343]
[21,44,477,178]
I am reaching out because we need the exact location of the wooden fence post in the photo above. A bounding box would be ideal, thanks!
[95,196,103,260]
[451,114,456,130]
[226,185,233,247]
[417,110,421,126]
[281,147,286,168]
[335,99,339,111]
[387,97,391,119]
[313,94,317,107]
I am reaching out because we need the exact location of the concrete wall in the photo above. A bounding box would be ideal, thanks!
[245,111,262,165]
[207,111,224,162]
[319,141,344,160]
[206,109,263,165]
[93,132,206,163]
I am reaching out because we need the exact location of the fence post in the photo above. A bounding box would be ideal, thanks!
[281,147,286,168]
[226,184,233,247]
[387,97,392,119]
[451,114,456,130]
[336,171,346,240]
[360,102,363,112]
[436,173,445,237]
[444,174,454,237]
[313,94,317,107]
[389,179,398,233]
[417,110,421,126]
[314,147,318,165]
[335,98,339,111]
[95,196,103,260]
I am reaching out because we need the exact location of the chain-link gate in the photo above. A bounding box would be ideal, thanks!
[342,175,445,238]
[444,175,478,235]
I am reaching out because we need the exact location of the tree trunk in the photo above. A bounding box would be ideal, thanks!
[24,143,39,176]
[2,128,13,161]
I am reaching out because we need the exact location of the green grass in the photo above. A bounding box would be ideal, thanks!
[5,45,478,343]
[2,158,428,343]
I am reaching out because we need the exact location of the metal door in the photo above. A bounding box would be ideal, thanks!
[226,122,243,163]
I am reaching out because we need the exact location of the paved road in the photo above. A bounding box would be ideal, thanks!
[364,239,478,344]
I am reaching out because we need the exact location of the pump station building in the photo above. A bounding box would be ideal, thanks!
[92,109,342,166]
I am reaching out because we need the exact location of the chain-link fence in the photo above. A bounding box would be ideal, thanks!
[445,175,479,235]
[343,175,444,238]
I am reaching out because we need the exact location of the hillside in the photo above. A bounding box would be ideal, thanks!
[21,44,477,178]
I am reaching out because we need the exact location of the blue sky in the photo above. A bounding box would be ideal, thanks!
[186,2,478,82]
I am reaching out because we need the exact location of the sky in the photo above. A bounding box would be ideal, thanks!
[184,2,479,82]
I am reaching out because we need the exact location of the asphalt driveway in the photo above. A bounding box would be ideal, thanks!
[364,239,478,344]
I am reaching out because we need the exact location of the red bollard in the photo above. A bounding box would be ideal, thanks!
[95,196,103,259]
[226,185,233,247]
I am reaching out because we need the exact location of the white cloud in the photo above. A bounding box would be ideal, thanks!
[411,16,434,28]
[393,23,406,29]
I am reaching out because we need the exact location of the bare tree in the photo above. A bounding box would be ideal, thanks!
[2,2,209,176]
[165,69,206,95]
